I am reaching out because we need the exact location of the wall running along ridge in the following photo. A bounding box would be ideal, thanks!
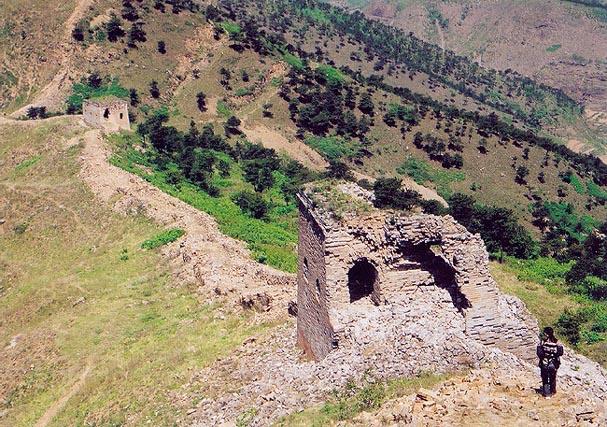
[296,189,538,362]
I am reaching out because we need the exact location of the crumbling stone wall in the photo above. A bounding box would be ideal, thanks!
[83,98,130,132]
[296,192,334,359]
[297,188,538,362]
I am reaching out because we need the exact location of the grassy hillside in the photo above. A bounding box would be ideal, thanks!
[0,119,272,426]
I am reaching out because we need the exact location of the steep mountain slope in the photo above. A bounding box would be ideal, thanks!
[327,0,607,157]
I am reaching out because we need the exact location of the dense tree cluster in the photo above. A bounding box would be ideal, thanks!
[566,222,607,294]
[26,106,47,120]
[448,193,537,258]
[136,111,315,216]
[279,67,371,142]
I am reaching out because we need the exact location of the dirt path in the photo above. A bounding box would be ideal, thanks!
[34,362,92,427]
[10,0,95,118]
[76,129,294,313]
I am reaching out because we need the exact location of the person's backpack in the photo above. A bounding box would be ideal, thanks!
[541,341,561,369]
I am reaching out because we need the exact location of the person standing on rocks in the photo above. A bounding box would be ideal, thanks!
[537,326,564,398]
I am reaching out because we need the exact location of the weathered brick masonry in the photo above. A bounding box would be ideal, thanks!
[297,184,538,362]
[83,98,130,132]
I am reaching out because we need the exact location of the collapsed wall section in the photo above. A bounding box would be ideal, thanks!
[296,185,539,362]
[385,216,539,361]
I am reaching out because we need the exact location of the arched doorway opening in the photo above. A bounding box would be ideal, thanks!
[103,108,110,119]
[348,258,378,303]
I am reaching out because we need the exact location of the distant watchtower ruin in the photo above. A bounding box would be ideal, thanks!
[83,98,130,132]
[296,182,538,362]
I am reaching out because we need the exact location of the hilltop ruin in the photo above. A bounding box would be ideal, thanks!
[83,98,130,132]
[296,181,538,361]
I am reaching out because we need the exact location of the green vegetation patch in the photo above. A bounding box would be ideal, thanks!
[544,201,597,242]
[587,181,607,201]
[561,170,586,194]
[505,256,573,289]
[67,78,129,113]
[305,136,360,160]
[216,100,233,118]
[570,174,586,194]
[234,87,253,97]
[14,155,41,172]
[282,52,305,70]
[218,21,241,35]
[397,156,465,197]
[301,7,331,24]
[141,228,185,250]
[546,44,562,52]
[317,65,346,84]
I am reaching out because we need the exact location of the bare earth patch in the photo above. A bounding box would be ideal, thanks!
[241,123,328,171]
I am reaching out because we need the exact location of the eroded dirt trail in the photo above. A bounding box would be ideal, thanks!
[34,363,92,427]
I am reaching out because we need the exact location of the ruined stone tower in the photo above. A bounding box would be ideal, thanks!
[296,182,538,362]
[83,98,130,132]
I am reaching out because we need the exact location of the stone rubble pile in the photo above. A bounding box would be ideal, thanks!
[348,354,607,426]
[185,287,607,426]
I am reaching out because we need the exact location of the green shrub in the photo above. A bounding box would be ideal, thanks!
[305,136,359,160]
[546,44,561,52]
[234,87,252,97]
[232,190,268,219]
[556,308,589,345]
[583,276,607,300]
[581,329,603,344]
[141,228,186,250]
